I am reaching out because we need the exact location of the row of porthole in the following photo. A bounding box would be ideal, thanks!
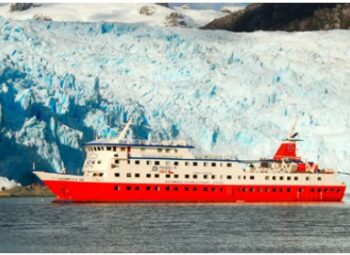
[239,187,341,193]
[114,186,225,192]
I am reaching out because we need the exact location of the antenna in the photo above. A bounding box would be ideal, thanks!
[287,115,299,140]
[116,116,133,142]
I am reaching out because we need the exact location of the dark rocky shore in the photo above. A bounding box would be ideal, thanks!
[0,183,53,197]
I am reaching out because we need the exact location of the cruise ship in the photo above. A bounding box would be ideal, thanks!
[34,119,346,203]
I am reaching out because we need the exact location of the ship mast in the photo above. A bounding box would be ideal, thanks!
[116,117,133,142]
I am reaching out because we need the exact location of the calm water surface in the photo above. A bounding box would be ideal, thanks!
[1,196,350,252]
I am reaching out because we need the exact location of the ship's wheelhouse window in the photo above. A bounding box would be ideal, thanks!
[135,160,140,165]
[115,160,119,164]
[115,173,120,177]
[265,176,269,180]
[294,176,298,181]
[193,175,198,179]
[272,176,276,180]
[306,177,310,181]
[120,147,126,151]
[317,177,322,181]
[193,162,198,166]
[147,161,150,165]
[126,173,132,178]
[165,148,170,153]
[135,186,140,191]
[203,175,208,179]
[227,163,232,167]
[212,162,216,167]
[126,186,131,191]
[146,173,151,178]
[155,161,160,166]
[113,146,116,151]
[250,176,254,180]
[174,162,179,166]
[157,148,162,152]
[154,174,159,178]
[107,146,112,151]
[227,175,232,180]
[279,176,284,181]
[135,173,140,178]
[185,174,190,179]
[287,176,291,181]
[114,186,120,191]
[166,174,171,178]
[212,175,216,179]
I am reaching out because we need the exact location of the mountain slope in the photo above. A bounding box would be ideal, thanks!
[202,3,350,31]
[0,18,350,186]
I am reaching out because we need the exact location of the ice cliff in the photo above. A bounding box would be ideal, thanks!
[0,18,349,186]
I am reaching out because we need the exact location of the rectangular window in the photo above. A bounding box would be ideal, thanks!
[115,160,119,164]
[115,173,120,177]
[317,177,322,181]
[280,176,284,181]
[250,176,254,180]
[127,160,130,164]
[174,149,178,153]
[272,176,276,180]
[185,174,190,179]
[203,162,207,167]
[146,161,150,165]
[265,176,269,180]
[212,162,216,167]
[193,162,198,166]
[203,175,208,179]
[99,173,103,177]
[154,174,159,178]
[174,174,179,178]
[238,176,241,180]
[166,174,171,178]
[157,148,162,152]
[294,176,298,181]
[97,160,101,164]
[135,160,140,165]
[165,149,170,153]
[185,162,189,166]
[193,175,198,179]
[227,175,232,180]
[107,146,112,151]
[306,177,310,181]
[121,147,125,151]
[135,173,140,178]
[287,176,291,181]
[146,173,151,178]
[155,161,160,166]
[174,162,179,166]
[212,175,216,179]
[113,146,116,151]
[227,163,232,167]
[126,173,132,178]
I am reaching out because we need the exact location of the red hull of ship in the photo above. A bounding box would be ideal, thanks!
[44,180,346,203]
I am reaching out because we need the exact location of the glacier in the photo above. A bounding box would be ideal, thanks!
[0,17,349,186]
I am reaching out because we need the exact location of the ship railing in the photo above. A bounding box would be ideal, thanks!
[93,138,193,147]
